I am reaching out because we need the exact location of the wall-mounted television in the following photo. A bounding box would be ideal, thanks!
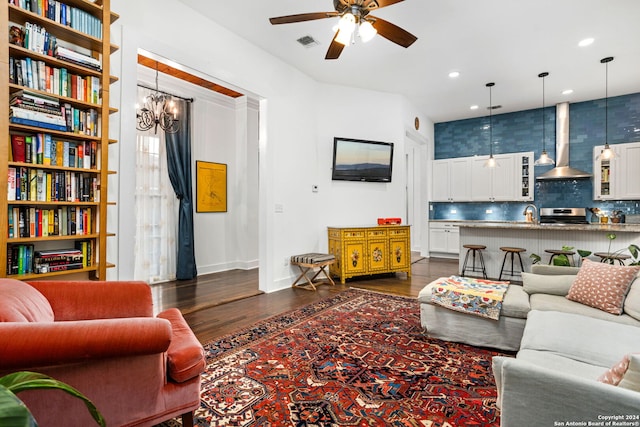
[331,137,394,182]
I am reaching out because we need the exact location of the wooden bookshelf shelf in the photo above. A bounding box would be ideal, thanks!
[2,0,117,280]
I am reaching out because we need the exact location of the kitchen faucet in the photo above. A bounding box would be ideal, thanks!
[523,204,538,223]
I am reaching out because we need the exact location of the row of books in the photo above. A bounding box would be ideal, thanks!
[8,167,99,203]
[10,133,98,169]
[10,90,100,135]
[8,205,93,239]
[9,22,102,71]
[10,56,101,104]
[10,0,104,39]
[7,244,91,276]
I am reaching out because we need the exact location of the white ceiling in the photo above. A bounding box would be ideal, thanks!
[176,0,640,123]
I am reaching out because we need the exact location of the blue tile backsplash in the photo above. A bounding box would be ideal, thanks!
[431,93,640,221]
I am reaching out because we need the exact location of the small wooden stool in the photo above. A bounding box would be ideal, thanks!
[290,253,336,291]
[545,249,576,266]
[499,247,526,281]
[461,244,488,279]
[593,252,631,265]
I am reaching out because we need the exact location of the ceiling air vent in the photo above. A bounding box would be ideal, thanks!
[297,35,320,48]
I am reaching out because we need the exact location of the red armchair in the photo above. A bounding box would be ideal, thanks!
[0,278,205,427]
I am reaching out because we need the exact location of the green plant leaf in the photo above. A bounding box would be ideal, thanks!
[0,386,37,427]
[529,253,541,264]
[629,244,639,259]
[0,372,105,427]
[577,249,592,258]
[607,233,617,240]
[553,255,570,266]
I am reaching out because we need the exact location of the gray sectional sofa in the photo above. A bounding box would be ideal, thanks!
[419,264,640,426]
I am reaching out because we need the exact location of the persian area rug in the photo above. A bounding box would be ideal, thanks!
[164,289,508,427]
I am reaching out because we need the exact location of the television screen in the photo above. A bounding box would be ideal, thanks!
[331,137,394,182]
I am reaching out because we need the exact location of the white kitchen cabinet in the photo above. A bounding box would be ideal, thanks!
[594,141,640,200]
[429,222,460,255]
[431,158,471,202]
[432,152,533,203]
[470,154,517,201]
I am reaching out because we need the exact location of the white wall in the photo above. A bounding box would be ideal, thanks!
[110,0,431,292]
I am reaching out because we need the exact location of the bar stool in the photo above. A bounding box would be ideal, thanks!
[499,247,526,281]
[545,249,576,266]
[593,252,631,265]
[461,244,488,279]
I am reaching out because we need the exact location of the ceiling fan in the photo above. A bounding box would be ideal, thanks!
[269,0,417,60]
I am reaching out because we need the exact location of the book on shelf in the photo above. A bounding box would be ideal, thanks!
[12,1,103,39]
[11,106,66,127]
[10,116,67,132]
[7,244,35,275]
[55,46,101,71]
[12,89,60,107]
[10,135,26,162]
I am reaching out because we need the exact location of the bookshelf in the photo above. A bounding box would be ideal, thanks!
[1,0,118,279]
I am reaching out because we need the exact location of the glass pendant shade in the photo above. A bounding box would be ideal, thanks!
[534,72,555,166]
[335,29,352,45]
[534,149,555,165]
[359,20,377,42]
[483,82,498,168]
[600,144,614,160]
[598,57,615,160]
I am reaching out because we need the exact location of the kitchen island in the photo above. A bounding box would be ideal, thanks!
[456,221,640,280]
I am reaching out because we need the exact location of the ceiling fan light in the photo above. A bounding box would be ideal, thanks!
[335,29,351,46]
[359,20,377,43]
[338,13,356,34]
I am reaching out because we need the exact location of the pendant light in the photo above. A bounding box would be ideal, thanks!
[534,72,555,165]
[484,82,498,168]
[599,56,615,160]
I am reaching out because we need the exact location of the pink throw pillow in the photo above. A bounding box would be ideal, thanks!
[598,354,631,385]
[566,259,640,315]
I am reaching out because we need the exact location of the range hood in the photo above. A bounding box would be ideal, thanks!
[536,102,592,180]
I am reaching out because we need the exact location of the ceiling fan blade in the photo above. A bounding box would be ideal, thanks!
[269,12,337,25]
[325,33,346,60]
[370,16,417,48]
[363,0,404,10]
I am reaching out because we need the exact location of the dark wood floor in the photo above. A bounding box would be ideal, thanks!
[151,256,459,344]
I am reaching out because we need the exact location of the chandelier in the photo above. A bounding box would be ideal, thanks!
[136,63,179,134]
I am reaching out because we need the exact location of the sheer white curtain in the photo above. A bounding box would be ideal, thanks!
[134,104,178,283]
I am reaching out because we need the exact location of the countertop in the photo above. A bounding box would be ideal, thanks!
[430,219,640,233]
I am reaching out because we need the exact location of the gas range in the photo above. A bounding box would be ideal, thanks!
[539,208,590,225]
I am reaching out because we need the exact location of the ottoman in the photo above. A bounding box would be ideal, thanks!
[417,278,531,351]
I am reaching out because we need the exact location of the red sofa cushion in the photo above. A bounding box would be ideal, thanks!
[157,308,205,383]
[0,279,54,322]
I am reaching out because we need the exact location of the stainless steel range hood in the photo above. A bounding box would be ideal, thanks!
[536,102,592,180]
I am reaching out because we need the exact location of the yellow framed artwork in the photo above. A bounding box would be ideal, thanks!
[196,161,227,212]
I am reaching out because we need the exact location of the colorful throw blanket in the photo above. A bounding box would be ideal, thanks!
[430,276,510,320]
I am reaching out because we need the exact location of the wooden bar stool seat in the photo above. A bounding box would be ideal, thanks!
[545,249,576,266]
[499,247,526,281]
[461,244,488,279]
[593,252,631,265]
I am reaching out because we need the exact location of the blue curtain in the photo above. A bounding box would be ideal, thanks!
[164,100,197,280]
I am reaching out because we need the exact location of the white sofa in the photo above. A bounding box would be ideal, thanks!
[492,264,640,427]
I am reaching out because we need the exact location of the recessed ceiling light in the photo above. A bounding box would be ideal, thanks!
[448,71,460,78]
[562,89,574,95]
[578,38,594,47]
[470,105,479,110]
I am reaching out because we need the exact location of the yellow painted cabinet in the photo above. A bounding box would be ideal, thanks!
[328,225,411,284]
